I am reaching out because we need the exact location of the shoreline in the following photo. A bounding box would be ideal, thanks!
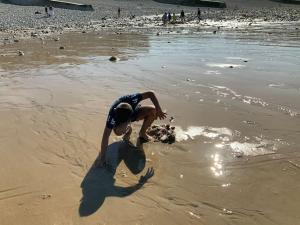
[1,0,300,41]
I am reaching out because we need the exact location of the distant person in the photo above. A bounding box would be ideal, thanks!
[48,6,54,17]
[197,8,201,22]
[94,91,167,168]
[162,12,168,25]
[167,12,172,22]
[118,7,121,18]
[172,13,177,24]
[180,10,185,23]
[44,6,48,16]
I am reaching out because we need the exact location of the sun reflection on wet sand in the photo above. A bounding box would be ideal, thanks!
[210,153,223,177]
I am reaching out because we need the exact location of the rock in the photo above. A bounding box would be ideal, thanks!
[168,134,175,144]
[41,194,52,199]
[169,116,175,123]
[147,124,176,144]
[229,65,234,68]
[233,151,244,158]
[31,33,38,37]
[18,50,24,56]
[54,37,60,41]
[156,32,160,36]
[14,39,19,43]
[243,120,256,125]
[109,56,118,62]
[213,30,217,34]
[59,46,65,50]
[160,134,168,143]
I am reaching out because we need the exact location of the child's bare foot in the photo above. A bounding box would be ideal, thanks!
[123,126,132,141]
[139,132,153,143]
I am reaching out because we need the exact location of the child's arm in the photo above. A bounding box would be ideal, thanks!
[141,91,167,119]
[95,126,112,168]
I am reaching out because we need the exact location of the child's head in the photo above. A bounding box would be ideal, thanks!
[114,103,133,126]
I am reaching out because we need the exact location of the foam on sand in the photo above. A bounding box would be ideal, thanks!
[175,126,282,157]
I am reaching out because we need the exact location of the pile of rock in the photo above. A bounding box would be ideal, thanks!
[147,124,176,144]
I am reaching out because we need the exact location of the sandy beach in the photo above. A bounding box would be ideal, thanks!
[1,0,300,225]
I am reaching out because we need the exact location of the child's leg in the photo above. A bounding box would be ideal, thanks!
[122,125,132,141]
[113,122,130,136]
[134,106,156,141]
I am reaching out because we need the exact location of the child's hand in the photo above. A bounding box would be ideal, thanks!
[139,167,155,184]
[156,109,167,120]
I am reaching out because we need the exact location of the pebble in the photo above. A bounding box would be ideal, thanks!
[109,56,118,62]
[243,120,256,125]
[233,151,244,158]
[222,208,233,215]
[41,194,52,200]
[18,50,24,56]
[59,46,65,49]
[169,116,175,123]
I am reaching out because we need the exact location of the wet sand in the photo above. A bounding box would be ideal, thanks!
[1,25,300,225]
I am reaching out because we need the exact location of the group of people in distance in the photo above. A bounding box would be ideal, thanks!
[45,6,54,17]
[162,8,202,25]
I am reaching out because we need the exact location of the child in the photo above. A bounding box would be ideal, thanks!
[44,6,48,17]
[48,6,54,17]
[162,12,168,25]
[118,7,121,18]
[180,9,185,23]
[94,91,166,168]
[172,13,177,24]
[197,8,201,22]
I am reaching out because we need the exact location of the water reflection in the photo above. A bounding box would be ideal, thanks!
[0,32,150,71]
[210,153,223,177]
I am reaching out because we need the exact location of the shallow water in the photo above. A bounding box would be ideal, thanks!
[1,25,300,225]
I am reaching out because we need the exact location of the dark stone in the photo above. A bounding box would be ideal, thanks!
[109,56,117,62]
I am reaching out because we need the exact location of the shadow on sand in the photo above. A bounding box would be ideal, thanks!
[79,140,149,217]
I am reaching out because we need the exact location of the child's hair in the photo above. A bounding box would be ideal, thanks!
[115,103,133,125]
